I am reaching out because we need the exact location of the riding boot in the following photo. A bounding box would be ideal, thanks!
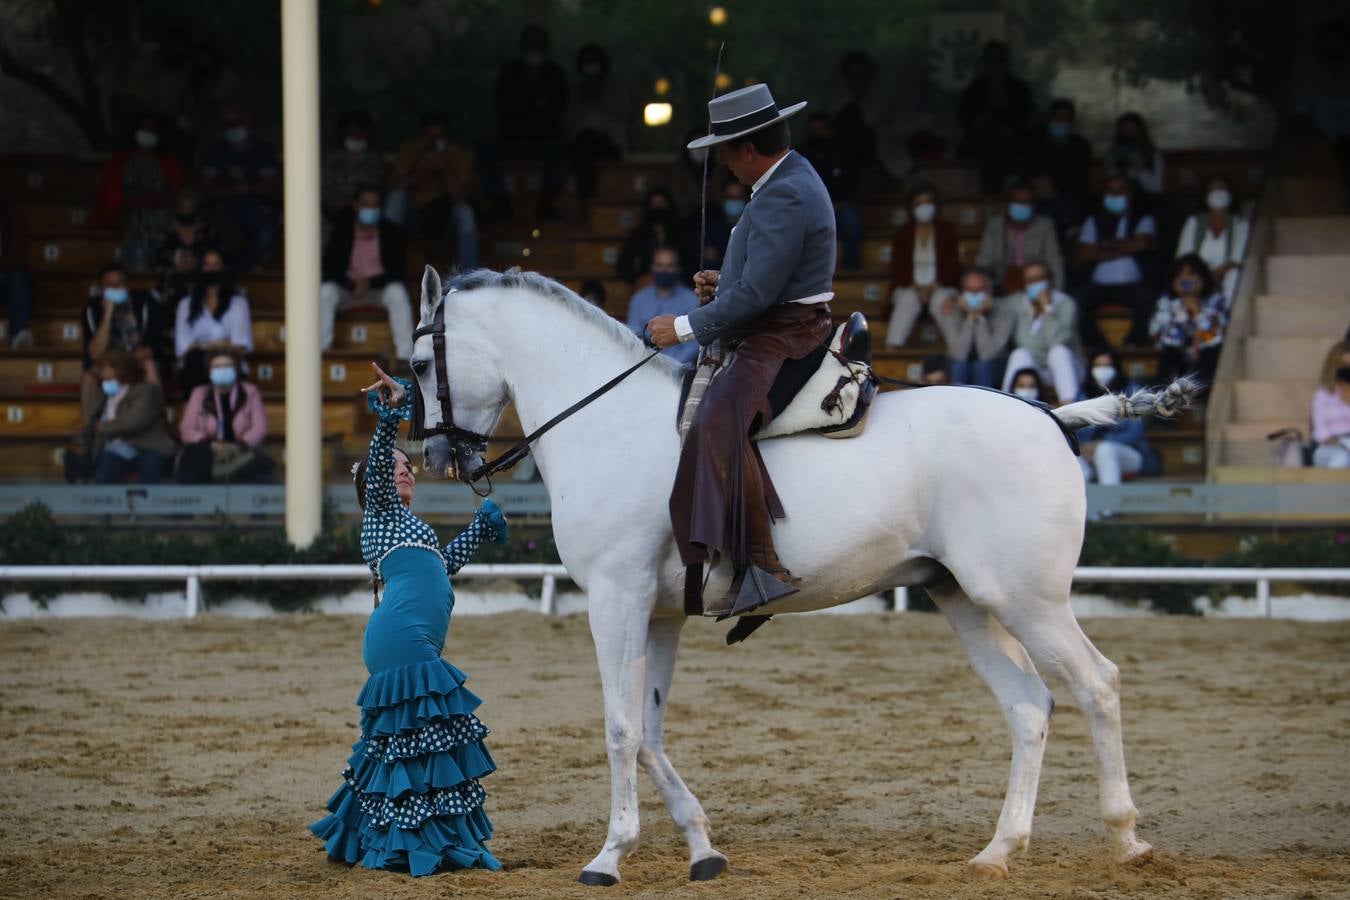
[706,457,799,618]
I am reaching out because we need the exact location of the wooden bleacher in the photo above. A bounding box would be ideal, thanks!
[0,149,1241,485]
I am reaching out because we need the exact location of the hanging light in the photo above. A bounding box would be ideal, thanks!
[709,6,728,26]
[654,77,671,96]
[644,102,674,127]
[715,72,733,91]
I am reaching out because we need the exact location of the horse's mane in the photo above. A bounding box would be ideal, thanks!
[442,268,683,376]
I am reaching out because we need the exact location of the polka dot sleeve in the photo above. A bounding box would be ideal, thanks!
[362,379,413,515]
[441,500,509,575]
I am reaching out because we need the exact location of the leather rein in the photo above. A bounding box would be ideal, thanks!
[409,295,662,494]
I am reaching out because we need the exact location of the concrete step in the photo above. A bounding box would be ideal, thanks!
[1265,255,1350,297]
[1215,465,1350,485]
[1253,294,1350,336]
[1220,421,1305,466]
[1243,335,1338,378]
[1277,177,1348,216]
[1233,379,1319,423]
[1275,216,1350,254]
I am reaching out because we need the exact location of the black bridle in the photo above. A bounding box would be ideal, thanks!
[409,293,661,494]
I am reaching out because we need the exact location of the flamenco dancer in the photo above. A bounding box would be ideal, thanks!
[311,362,508,876]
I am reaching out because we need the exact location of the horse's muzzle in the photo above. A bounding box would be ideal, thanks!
[422,434,486,484]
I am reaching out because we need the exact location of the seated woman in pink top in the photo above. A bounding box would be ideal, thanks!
[1312,340,1350,469]
[176,349,274,483]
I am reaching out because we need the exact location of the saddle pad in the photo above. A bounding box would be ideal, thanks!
[754,322,871,440]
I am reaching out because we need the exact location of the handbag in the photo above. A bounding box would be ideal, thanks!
[1267,428,1313,468]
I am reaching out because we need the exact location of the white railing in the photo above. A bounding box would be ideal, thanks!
[2,565,1349,619]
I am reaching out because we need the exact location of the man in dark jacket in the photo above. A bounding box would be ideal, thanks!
[320,185,411,359]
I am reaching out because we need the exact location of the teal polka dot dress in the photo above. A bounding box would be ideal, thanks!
[311,378,509,876]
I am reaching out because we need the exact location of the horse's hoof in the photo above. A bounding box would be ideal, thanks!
[1120,843,1155,866]
[689,854,728,881]
[968,860,1009,879]
[578,870,618,887]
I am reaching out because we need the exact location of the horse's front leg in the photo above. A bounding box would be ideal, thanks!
[579,586,651,886]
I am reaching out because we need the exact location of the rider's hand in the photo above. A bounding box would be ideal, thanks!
[646,315,680,349]
[692,269,719,305]
[361,362,406,408]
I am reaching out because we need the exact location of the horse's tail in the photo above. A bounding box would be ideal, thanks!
[1051,376,1202,430]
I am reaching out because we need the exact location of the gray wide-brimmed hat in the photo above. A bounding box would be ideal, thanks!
[686,83,807,150]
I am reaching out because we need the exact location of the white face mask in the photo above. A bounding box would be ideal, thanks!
[1092,365,1117,387]
[912,202,936,223]
[1014,387,1040,401]
[134,129,159,149]
[1206,189,1232,211]
[344,138,368,153]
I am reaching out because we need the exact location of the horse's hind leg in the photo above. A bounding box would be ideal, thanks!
[931,579,1055,877]
[997,600,1153,865]
[637,614,727,881]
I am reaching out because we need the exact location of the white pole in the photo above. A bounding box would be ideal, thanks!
[281,0,323,548]
[540,574,557,615]
[185,574,201,618]
[894,586,909,612]
[1257,578,1271,618]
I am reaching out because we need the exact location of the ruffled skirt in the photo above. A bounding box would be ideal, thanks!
[310,657,500,876]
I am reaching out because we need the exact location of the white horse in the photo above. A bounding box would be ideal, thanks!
[408,266,1190,885]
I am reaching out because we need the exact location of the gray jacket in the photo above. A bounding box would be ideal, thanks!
[687,151,836,344]
[1010,289,1081,366]
[975,214,1065,290]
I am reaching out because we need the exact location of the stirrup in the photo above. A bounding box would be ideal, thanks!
[728,564,799,617]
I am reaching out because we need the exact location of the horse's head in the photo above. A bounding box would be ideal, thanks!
[409,266,508,482]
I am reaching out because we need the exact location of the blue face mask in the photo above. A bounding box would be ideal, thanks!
[652,270,678,290]
[103,287,129,304]
[209,367,238,388]
[1025,279,1048,298]
[963,291,986,309]
[1103,194,1128,214]
[1008,202,1033,222]
[1048,120,1072,140]
[357,207,381,226]
[1176,277,1200,295]
[101,379,121,397]
[723,199,746,220]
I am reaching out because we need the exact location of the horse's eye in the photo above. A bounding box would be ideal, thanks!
[411,360,429,377]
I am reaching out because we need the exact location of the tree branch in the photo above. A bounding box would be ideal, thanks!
[0,41,103,147]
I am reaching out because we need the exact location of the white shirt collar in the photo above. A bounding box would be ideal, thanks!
[751,151,792,196]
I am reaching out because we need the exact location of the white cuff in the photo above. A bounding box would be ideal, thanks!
[673,315,694,343]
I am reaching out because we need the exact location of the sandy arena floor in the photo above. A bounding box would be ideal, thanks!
[1,611,1348,899]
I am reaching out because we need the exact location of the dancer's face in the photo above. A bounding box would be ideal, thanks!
[393,449,415,507]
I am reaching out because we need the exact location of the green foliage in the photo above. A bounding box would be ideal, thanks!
[1211,531,1350,598]
[1078,525,1198,615]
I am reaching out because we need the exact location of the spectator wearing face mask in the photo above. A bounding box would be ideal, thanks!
[1175,175,1249,302]
[177,349,273,483]
[200,101,279,270]
[387,113,479,271]
[690,179,747,274]
[618,187,681,285]
[1312,341,1350,468]
[625,246,699,366]
[321,185,412,361]
[1073,175,1158,348]
[174,248,253,394]
[568,43,627,203]
[1022,99,1092,216]
[322,110,386,219]
[930,267,1014,387]
[69,350,176,485]
[957,40,1034,196]
[1001,260,1081,401]
[1106,112,1163,198]
[93,113,185,273]
[1009,367,1047,403]
[81,262,169,422]
[886,183,959,348]
[481,25,569,221]
[154,188,217,304]
[1075,348,1158,487]
[921,355,952,386]
[801,112,864,270]
[1149,253,1227,390]
[976,181,1065,295]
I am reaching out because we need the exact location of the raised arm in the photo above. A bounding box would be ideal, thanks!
[361,365,412,515]
[441,500,509,575]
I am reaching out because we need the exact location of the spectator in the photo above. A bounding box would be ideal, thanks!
[957,40,1033,195]
[617,188,679,285]
[174,40,245,162]
[886,183,959,348]
[322,110,386,219]
[690,179,747,274]
[1175,174,1249,301]
[568,43,627,203]
[0,199,33,349]
[1106,112,1164,198]
[1288,19,1350,205]
[387,113,478,270]
[976,180,1065,294]
[321,186,412,361]
[177,349,273,483]
[801,112,864,269]
[1009,367,1047,402]
[827,52,881,172]
[71,350,175,485]
[1022,98,1092,216]
[1149,254,1227,390]
[578,279,607,311]
[175,249,253,393]
[1029,171,1079,245]
[82,262,169,422]
[669,129,708,216]
[1312,341,1350,468]
[1075,348,1158,486]
[625,246,699,367]
[154,188,217,305]
[1073,174,1158,348]
[93,113,185,273]
[1001,260,1081,401]
[201,101,279,270]
[930,267,1013,387]
[482,25,568,221]
[921,355,951,385]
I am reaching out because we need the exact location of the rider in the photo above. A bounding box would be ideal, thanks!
[647,84,835,618]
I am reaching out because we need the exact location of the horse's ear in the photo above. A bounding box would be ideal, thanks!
[420,265,442,324]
